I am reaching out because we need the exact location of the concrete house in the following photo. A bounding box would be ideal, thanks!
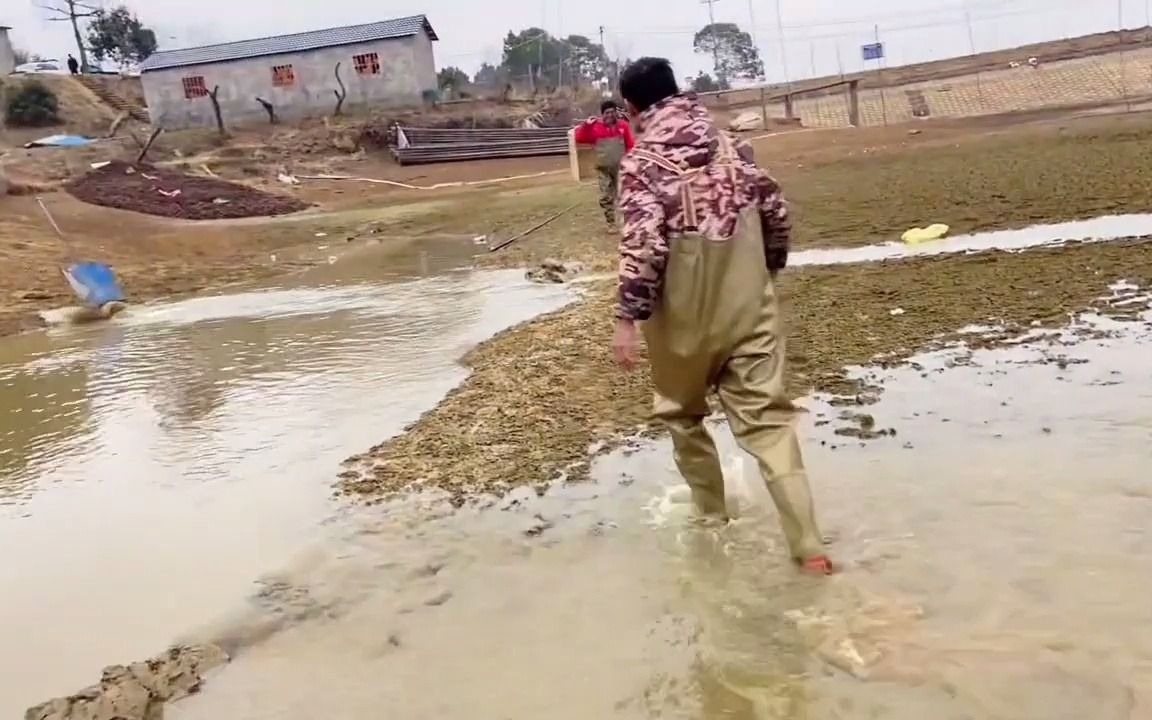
[0,26,15,76]
[139,15,438,129]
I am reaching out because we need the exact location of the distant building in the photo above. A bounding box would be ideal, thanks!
[0,26,15,76]
[139,15,438,130]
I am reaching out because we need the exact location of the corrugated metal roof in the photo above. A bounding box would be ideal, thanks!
[140,15,437,72]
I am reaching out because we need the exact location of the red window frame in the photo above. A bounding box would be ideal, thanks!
[182,75,208,99]
[353,52,381,76]
[271,64,296,87]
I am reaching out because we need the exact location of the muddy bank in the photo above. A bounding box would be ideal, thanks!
[340,237,1152,500]
[25,645,227,720]
[66,161,308,220]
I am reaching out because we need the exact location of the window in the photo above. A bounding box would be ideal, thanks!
[353,52,381,75]
[182,75,208,99]
[271,64,296,87]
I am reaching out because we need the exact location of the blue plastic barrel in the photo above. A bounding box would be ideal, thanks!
[62,262,125,308]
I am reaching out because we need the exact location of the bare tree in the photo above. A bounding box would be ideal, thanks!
[255,97,277,124]
[207,86,224,135]
[333,62,347,116]
[37,0,101,72]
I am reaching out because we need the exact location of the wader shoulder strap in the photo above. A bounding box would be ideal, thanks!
[630,148,701,229]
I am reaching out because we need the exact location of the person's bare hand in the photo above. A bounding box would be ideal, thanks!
[612,319,639,370]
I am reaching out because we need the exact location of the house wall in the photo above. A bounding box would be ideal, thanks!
[141,33,437,129]
[0,28,16,76]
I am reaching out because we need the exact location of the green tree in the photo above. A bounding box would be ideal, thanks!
[437,66,470,91]
[473,62,506,88]
[86,5,157,68]
[5,80,61,127]
[498,29,612,90]
[501,27,565,86]
[692,71,723,92]
[563,34,609,82]
[693,23,764,85]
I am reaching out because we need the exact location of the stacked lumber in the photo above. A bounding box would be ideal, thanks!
[393,126,570,165]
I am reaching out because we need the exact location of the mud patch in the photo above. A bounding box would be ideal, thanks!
[341,238,1152,501]
[66,161,308,220]
[25,645,228,720]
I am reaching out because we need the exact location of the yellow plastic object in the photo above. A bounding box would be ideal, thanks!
[901,223,950,244]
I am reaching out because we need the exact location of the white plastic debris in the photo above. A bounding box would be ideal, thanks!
[327,256,338,265]
[90,161,111,170]
[889,308,906,316]
[314,232,328,238]
[157,188,181,198]
[473,235,489,245]
[278,173,301,185]
[211,197,230,205]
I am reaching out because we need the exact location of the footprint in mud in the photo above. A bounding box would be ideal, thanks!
[193,577,340,658]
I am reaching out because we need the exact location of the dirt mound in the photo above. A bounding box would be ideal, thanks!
[25,644,228,720]
[66,161,308,219]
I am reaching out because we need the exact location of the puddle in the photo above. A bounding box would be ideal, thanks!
[0,257,575,713]
[792,213,1152,266]
[166,304,1152,719]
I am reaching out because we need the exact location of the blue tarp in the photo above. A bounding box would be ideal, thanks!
[62,262,124,308]
[24,134,94,149]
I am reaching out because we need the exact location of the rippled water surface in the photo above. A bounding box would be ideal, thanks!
[0,244,575,713]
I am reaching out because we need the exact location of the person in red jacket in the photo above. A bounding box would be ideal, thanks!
[573,100,635,225]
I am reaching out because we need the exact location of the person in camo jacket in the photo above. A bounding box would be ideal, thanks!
[573,99,635,226]
[611,57,833,575]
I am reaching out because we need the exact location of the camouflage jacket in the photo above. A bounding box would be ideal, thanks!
[616,93,791,322]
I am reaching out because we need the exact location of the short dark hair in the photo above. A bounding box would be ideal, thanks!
[619,57,679,113]
[600,99,619,113]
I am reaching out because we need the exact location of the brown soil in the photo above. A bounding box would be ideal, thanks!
[66,161,309,220]
[25,644,228,720]
[338,238,1152,502]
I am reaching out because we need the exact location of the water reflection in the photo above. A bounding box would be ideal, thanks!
[0,267,575,715]
[0,341,91,502]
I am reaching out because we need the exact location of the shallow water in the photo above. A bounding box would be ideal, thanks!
[6,224,1152,718]
[792,213,1152,266]
[169,302,1152,719]
[0,245,575,713]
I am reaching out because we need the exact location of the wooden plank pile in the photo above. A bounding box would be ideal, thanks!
[393,126,571,165]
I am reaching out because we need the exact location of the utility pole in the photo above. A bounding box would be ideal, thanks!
[875,24,888,125]
[702,0,721,82]
[964,6,984,105]
[556,0,564,90]
[600,25,615,91]
[37,0,99,72]
[774,0,791,91]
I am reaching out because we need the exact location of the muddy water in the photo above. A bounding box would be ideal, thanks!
[6,226,1152,718]
[169,306,1152,718]
[0,241,576,714]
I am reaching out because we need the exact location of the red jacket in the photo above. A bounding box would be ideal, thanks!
[573,118,635,151]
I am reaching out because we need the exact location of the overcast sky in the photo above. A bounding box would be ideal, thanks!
[6,0,1148,82]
